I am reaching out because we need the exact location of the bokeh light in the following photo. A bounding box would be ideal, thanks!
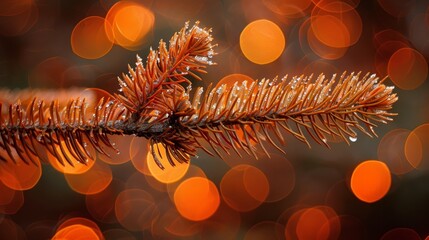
[297,208,330,240]
[166,165,207,201]
[220,164,269,212]
[311,1,362,46]
[350,160,391,203]
[65,161,113,195]
[377,128,419,175]
[404,131,423,170]
[240,19,285,64]
[152,207,200,238]
[262,0,312,18]
[0,158,41,191]
[105,1,155,50]
[0,0,40,37]
[55,217,103,240]
[311,15,350,48]
[157,200,241,239]
[405,123,429,169]
[244,221,284,240]
[253,154,295,202]
[71,16,113,59]
[28,57,71,88]
[313,0,361,11]
[85,179,124,224]
[0,0,38,36]
[147,143,190,184]
[380,227,421,240]
[304,17,348,60]
[52,224,101,240]
[375,40,409,77]
[284,206,340,240]
[194,203,242,239]
[174,177,220,221]
[0,181,15,206]
[299,57,339,77]
[373,29,409,48]
[25,220,57,240]
[0,0,33,16]
[0,187,24,215]
[284,208,308,240]
[387,47,428,90]
[115,188,159,231]
[0,218,27,240]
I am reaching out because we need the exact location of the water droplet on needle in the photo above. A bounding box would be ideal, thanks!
[349,136,357,142]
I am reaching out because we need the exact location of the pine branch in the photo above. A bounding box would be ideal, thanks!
[0,22,398,169]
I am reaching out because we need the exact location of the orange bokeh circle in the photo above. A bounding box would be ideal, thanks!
[115,188,159,231]
[284,206,340,240]
[405,123,429,170]
[0,158,41,191]
[85,179,124,224]
[240,19,285,65]
[174,177,220,221]
[263,0,312,18]
[311,1,362,46]
[350,160,391,203]
[377,128,419,175]
[105,1,155,50]
[52,224,101,240]
[220,164,269,212]
[311,15,350,48]
[71,16,113,59]
[388,47,428,90]
[65,161,113,195]
[307,24,348,60]
[54,217,103,240]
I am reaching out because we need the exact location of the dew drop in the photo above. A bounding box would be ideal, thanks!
[349,136,357,142]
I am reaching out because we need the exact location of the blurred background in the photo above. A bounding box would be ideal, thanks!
[0,0,429,239]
